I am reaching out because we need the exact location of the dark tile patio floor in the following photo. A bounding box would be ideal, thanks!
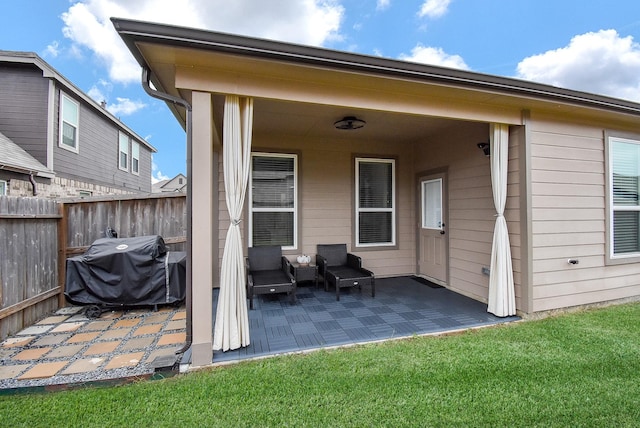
[212,276,520,363]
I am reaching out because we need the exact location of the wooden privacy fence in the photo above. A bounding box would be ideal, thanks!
[0,193,186,340]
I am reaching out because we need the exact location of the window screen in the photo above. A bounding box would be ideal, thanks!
[250,153,297,248]
[356,158,395,246]
[119,132,129,171]
[60,94,79,150]
[132,142,140,174]
[611,139,640,255]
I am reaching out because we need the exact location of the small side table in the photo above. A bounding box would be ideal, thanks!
[291,262,318,288]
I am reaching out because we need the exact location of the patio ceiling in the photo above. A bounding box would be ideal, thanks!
[213,95,464,144]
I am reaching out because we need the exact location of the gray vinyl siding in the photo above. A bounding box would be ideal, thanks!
[0,63,49,164]
[53,88,152,193]
[528,112,640,312]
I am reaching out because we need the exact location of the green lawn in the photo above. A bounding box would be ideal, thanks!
[2,303,639,427]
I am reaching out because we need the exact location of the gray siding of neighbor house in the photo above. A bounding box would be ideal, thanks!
[52,88,152,193]
[528,112,640,312]
[0,63,49,165]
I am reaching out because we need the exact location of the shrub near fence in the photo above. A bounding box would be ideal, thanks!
[0,193,187,340]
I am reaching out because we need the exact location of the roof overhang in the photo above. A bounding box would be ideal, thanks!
[112,17,640,138]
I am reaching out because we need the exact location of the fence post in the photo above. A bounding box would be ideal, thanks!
[57,202,67,308]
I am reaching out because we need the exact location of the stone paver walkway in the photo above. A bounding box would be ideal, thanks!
[0,305,186,391]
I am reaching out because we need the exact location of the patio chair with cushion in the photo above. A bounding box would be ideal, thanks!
[246,245,297,310]
[316,244,375,301]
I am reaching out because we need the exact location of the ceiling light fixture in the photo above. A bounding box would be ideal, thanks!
[334,116,366,130]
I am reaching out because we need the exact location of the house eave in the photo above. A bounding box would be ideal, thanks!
[111,17,640,120]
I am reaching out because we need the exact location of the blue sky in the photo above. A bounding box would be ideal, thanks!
[3,0,640,181]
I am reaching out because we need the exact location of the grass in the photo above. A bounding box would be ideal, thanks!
[2,303,639,427]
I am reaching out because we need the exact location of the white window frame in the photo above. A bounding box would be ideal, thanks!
[355,157,396,247]
[249,152,298,250]
[118,131,129,172]
[131,141,140,175]
[607,135,640,262]
[0,180,7,196]
[59,93,79,152]
[421,178,443,230]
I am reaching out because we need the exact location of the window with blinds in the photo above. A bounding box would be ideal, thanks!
[249,153,297,249]
[356,158,395,247]
[132,141,140,175]
[118,131,129,171]
[60,94,79,151]
[611,138,640,256]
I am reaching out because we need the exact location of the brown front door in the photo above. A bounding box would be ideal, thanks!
[418,174,448,283]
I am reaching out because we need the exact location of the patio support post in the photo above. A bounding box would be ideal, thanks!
[213,95,252,351]
[487,123,517,317]
[190,91,214,366]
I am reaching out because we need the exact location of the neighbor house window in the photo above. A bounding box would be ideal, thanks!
[119,131,129,171]
[132,141,140,175]
[249,153,297,249]
[609,136,640,258]
[0,180,7,196]
[60,94,79,151]
[356,157,395,247]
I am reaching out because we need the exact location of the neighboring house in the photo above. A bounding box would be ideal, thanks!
[115,18,640,365]
[0,51,156,198]
[152,173,187,193]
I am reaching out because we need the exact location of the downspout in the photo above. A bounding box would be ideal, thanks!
[141,67,193,356]
[29,173,38,196]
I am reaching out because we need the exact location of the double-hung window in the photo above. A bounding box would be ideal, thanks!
[356,157,395,247]
[0,180,7,196]
[119,131,129,171]
[60,94,79,151]
[132,141,140,175]
[609,136,640,259]
[249,153,297,249]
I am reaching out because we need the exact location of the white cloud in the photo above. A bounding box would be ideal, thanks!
[87,85,107,103]
[151,160,170,184]
[377,0,391,11]
[399,44,469,70]
[43,41,60,58]
[107,97,147,116]
[516,30,640,102]
[418,0,451,19]
[60,0,345,84]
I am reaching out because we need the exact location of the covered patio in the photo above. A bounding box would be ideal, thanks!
[211,276,519,363]
[113,18,522,366]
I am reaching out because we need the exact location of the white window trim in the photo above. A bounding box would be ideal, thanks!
[132,141,140,175]
[118,131,129,172]
[249,152,298,250]
[421,178,443,230]
[355,157,396,248]
[607,135,640,262]
[59,93,79,153]
[0,180,7,196]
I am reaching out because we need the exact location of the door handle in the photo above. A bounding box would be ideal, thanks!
[440,223,445,235]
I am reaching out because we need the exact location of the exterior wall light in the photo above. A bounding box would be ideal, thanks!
[477,142,490,157]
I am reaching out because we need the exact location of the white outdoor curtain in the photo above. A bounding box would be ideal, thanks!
[487,123,516,317]
[213,95,253,351]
